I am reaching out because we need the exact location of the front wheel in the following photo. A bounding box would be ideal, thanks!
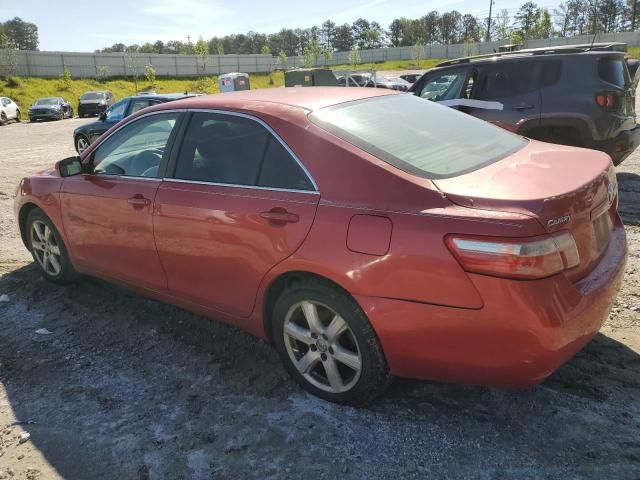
[272,280,391,405]
[0,112,7,125]
[67,108,74,119]
[75,134,89,154]
[26,208,79,284]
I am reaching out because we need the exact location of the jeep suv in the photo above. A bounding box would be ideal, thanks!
[410,43,640,165]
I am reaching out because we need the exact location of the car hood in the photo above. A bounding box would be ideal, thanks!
[75,119,110,134]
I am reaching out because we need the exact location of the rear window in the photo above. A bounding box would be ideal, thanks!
[309,94,527,179]
[598,58,631,87]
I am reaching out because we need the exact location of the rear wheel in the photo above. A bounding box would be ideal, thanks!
[67,107,74,119]
[26,208,79,284]
[272,280,391,405]
[15,110,21,122]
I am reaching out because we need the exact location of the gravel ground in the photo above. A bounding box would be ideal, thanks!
[0,113,639,480]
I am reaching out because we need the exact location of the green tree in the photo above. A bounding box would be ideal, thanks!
[514,2,540,38]
[194,36,209,74]
[260,45,271,55]
[348,47,361,68]
[3,17,39,50]
[144,64,156,87]
[59,64,72,90]
[278,49,288,70]
[302,37,322,67]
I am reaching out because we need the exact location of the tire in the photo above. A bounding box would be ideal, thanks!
[0,112,7,125]
[26,208,79,284]
[58,110,64,121]
[75,134,90,154]
[67,108,74,119]
[272,279,391,405]
[15,110,21,122]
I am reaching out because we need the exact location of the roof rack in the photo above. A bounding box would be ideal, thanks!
[435,42,625,68]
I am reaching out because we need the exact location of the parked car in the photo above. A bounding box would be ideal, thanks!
[28,97,73,122]
[16,88,626,405]
[400,73,422,84]
[78,91,114,117]
[372,75,411,91]
[73,93,197,153]
[409,43,640,165]
[0,96,21,124]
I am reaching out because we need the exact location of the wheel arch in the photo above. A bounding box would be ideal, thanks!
[262,270,355,343]
[18,202,41,248]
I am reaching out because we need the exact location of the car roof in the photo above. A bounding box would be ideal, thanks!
[436,42,627,68]
[157,87,399,112]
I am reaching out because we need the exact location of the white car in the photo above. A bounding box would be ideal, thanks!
[0,97,21,125]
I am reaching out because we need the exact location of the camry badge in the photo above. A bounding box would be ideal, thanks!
[547,215,571,227]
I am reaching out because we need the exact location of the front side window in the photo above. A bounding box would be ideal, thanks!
[418,69,469,101]
[105,100,128,122]
[309,94,527,179]
[173,112,313,190]
[92,113,179,178]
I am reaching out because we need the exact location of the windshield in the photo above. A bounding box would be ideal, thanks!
[34,98,60,106]
[309,94,527,179]
[81,92,105,100]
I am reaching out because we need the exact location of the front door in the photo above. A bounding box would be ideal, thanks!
[154,111,320,317]
[60,112,183,291]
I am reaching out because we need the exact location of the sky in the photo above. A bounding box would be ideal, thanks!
[0,0,562,52]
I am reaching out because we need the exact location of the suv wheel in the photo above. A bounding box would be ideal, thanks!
[272,280,391,405]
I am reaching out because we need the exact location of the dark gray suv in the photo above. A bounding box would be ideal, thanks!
[410,43,640,165]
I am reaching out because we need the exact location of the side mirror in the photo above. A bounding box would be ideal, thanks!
[99,112,107,121]
[56,156,83,177]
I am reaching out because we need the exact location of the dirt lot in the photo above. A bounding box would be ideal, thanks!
[0,114,639,480]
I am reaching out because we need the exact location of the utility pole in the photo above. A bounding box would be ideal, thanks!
[486,0,495,42]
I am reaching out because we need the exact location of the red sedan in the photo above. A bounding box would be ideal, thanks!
[14,88,627,404]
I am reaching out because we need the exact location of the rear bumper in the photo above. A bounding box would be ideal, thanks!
[596,124,640,165]
[357,218,627,388]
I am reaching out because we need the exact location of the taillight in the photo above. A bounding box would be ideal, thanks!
[445,232,580,280]
[595,91,620,111]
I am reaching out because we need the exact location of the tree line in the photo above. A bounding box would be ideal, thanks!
[0,17,39,50]
[97,0,639,57]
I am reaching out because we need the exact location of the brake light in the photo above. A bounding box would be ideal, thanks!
[595,92,620,111]
[445,232,580,280]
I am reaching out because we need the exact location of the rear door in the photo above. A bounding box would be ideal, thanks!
[154,111,320,317]
[467,60,542,133]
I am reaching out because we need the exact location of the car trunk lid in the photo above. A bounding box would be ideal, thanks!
[432,140,617,282]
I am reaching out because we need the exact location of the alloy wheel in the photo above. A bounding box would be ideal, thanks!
[283,300,362,394]
[30,220,62,276]
[76,136,89,153]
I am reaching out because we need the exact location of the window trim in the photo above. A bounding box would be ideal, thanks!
[165,108,319,193]
[82,107,320,194]
[86,110,185,179]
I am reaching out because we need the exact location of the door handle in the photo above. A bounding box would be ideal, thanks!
[260,209,299,224]
[127,195,151,206]
[513,104,535,111]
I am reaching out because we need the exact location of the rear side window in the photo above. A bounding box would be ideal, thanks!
[540,60,562,88]
[309,94,526,179]
[475,61,538,99]
[174,112,314,190]
[598,58,631,87]
[258,138,313,190]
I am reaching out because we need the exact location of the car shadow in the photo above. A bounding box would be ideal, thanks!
[1,264,639,478]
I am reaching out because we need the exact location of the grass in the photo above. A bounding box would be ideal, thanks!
[629,47,640,59]
[0,58,439,110]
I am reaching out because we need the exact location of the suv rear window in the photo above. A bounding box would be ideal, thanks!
[598,58,631,87]
[309,94,527,179]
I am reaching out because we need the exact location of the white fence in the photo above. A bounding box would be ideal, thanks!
[9,31,640,78]
[282,31,640,68]
[12,51,274,78]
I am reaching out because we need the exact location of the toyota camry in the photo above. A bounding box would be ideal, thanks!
[14,88,627,404]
